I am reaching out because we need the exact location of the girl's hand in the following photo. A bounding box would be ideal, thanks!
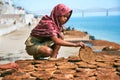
[75,41,85,47]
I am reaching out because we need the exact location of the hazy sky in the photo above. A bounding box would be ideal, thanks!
[13,0,120,11]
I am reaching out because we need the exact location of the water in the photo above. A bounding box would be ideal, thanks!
[65,15,120,44]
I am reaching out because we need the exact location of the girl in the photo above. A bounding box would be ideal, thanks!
[25,4,85,59]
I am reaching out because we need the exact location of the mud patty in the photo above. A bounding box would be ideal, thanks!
[2,72,30,80]
[31,71,51,79]
[79,46,96,63]
[67,56,82,62]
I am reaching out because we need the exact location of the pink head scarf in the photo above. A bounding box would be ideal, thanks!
[31,4,72,37]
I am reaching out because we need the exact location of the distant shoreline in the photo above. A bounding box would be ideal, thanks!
[66,16,120,44]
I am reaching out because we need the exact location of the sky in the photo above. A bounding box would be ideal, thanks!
[11,0,120,16]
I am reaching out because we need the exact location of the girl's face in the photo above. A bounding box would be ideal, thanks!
[58,12,71,25]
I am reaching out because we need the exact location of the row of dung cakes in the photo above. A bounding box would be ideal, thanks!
[1,54,120,80]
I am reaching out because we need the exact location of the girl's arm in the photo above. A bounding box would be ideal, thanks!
[51,36,85,47]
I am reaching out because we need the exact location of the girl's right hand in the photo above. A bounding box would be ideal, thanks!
[75,41,85,47]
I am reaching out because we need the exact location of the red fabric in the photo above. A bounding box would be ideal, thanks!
[31,4,72,37]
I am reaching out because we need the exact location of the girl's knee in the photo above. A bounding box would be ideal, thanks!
[45,48,53,55]
[39,46,53,56]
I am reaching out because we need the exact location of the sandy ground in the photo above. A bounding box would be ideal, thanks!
[0,25,80,64]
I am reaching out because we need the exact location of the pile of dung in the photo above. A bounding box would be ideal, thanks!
[1,51,120,80]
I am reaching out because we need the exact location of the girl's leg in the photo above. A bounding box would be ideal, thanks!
[51,44,61,58]
[33,46,53,60]
[50,37,63,58]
